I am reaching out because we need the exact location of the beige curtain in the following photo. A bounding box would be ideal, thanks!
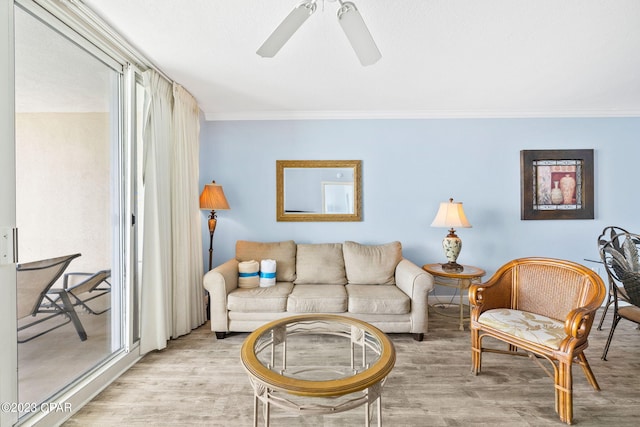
[139,70,204,354]
[171,83,205,335]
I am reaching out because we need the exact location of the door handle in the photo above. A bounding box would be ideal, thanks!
[0,227,17,265]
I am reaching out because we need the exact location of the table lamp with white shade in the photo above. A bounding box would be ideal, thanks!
[430,198,472,272]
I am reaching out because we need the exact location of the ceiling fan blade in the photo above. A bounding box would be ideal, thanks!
[337,1,381,66]
[257,1,317,58]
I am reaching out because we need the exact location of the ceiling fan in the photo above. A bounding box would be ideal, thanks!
[256,0,382,66]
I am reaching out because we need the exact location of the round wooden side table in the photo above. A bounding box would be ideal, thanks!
[422,263,486,331]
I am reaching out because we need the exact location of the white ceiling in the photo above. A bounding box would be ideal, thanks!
[81,0,640,120]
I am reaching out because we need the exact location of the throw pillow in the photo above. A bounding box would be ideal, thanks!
[294,243,347,285]
[343,241,402,285]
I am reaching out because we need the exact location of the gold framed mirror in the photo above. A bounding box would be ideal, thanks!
[276,160,362,222]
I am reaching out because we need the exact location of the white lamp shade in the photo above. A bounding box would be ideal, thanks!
[431,199,471,229]
[199,183,230,210]
[257,1,316,57]
[337,2,382,66]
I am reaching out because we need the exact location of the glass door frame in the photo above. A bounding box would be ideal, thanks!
[0,0,18,425]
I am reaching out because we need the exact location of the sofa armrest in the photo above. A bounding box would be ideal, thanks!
[203,259,239,332]
[395,258,434,335]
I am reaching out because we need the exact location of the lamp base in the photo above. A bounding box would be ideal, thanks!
[441,229,463,272]
[441,262,464,273]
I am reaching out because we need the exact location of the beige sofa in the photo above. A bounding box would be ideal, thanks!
[203,240,434,341]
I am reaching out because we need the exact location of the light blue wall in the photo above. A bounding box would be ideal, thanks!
[199,117,640,280]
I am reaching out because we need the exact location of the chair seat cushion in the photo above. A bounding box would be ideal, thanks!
[478,308,565,350]
[346,284,410,314]
[287,285,347,313]
[227,282,294,312]
[619,304,640,323]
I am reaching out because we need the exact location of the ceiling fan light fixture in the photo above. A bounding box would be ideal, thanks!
[337,1,381,66]
[256,0,317,58]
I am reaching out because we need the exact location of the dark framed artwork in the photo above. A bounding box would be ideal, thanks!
[520,149,594,220]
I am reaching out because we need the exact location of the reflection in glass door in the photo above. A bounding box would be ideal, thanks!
[14,6,123,414]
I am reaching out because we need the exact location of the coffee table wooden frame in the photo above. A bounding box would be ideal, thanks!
[240,314,396,427]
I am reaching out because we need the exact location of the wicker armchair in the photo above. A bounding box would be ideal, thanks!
[600,232,640,361]
[596,226,631,330]
[469,257,606,425]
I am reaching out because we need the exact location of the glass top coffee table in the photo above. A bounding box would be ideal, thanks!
[240,314,396,427]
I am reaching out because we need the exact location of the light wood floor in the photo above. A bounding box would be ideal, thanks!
[65,308,640,426]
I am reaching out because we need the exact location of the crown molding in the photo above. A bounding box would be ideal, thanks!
[204,109,640,121]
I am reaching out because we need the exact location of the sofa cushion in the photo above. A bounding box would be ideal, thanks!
[287,284,347,313]
[346,284,410,314]
[236,240,296,282]
[294,243,347,285]
[343,241,402,285]
[227,282,294,312]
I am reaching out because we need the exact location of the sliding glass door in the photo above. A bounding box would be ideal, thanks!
[14,4,123,412]
[8,2,146,422]
[0,1,146,423]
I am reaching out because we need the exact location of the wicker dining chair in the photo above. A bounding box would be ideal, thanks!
[596,226,631,330]
[600,232,640,361]
[469,257,606,425]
